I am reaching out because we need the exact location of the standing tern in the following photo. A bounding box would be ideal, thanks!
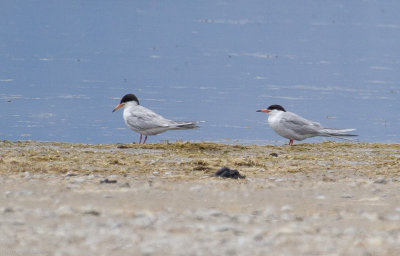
[113,94,200,144]
[257,104,357,145]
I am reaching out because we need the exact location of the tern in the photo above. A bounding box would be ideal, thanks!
[113,94,200,144]
[257,104,357,145]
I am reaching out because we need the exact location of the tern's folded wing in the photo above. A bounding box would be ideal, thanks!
[125,107,172,131]
[281,112,323,135]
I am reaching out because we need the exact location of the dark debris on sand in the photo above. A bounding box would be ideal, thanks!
[214,167,245,179]
[100,179,117,184]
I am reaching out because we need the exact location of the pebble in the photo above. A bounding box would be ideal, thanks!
[119,182,130,188]
[366,236,383,247]
[272,224,300,235]
[189,185,202,191]
[361,212,379,221]
[2,207,13,214]
[374,177,387,184]
[382,213,400,221]
[100,178,117,184]
[280,205,293,212]
[56,205,74,216]
[73,177,85,183]
[132,212,156,227]
[83,210,100,216]
[19,190,33,196]
[341,194,353,198]
[64,172,77,177]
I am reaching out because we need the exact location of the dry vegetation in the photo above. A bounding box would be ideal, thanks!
[1,140,399,179]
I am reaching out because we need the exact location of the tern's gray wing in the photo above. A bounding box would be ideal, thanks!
[125,106,173,131]
[281,112,323,135]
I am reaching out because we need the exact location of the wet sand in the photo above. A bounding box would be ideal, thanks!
[1,140,400,255]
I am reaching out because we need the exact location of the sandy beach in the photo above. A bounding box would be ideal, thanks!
[1,140,400,255]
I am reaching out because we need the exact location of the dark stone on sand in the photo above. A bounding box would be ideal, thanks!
[84,210,100,216]
[117,144,130,149]
[100,179,117,184]
[214,167,245,179]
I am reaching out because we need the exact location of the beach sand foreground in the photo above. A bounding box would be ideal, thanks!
[1,140,400,255]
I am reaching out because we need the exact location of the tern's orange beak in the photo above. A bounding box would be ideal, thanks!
[256,109,270,113]
[112,104,123,113]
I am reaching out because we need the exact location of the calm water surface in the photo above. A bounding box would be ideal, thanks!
[1,1,399,144]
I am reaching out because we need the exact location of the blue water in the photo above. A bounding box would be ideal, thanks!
[1,0,399,144]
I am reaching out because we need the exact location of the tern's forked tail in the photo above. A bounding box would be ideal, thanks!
[321,128,358,141]
[173,120,204,130]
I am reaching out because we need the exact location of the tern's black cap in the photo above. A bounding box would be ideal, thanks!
[267,104,286,112]
[120,94,139,105]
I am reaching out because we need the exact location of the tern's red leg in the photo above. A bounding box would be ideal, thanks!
[289,139,294,146]
[139,134,142,144]
[143,136,148,144]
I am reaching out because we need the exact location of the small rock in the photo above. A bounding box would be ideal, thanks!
[214,167,245,179]
[215,225,233,232]
[119,182,130,188]
[56,205,74,216]
[366,236,383,247]
[111,222,122,229]
[86,174,95,179]
[67,184,81,189]
[341,194,353,198]
[374,177,387,184]
[189,185,202,191]
[2,207,13,213]
[84,210,100,216]
[100,178,117,184]
[361,212,379,221]
[20,190,33,196]
[73,177,85,183]
[280,205,293,212]
[383,213,400,221]
[273,224,300,235]
[269,153,278,157]
[117,144,131,149]
[392,176,400,182]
